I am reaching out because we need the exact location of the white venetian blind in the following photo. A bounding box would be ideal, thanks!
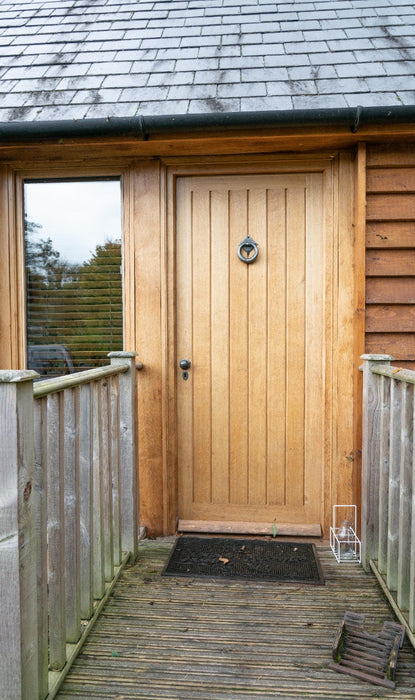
[24,179,123,378]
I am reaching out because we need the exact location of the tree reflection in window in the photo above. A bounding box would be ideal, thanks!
[24,179,122,378]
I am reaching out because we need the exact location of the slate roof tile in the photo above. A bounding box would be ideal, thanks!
[0,0,413,121]
[188,97,240,113]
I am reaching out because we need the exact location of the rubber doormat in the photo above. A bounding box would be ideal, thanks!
[161,536,325,584]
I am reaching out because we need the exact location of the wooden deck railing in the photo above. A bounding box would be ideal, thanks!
[0,351,139,700]
[361,354,415,647]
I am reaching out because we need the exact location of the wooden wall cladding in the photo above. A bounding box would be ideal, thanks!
[366,146,415,369]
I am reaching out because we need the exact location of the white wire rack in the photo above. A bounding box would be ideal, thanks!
[330,505,361,563]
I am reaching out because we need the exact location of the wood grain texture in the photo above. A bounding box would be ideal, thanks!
[366,305,415,332]
[175,163,351,534]
[367,221,415,248]
[178,520,322,536]
[63,387,81,644]
[367,144,415,167]
[366,333,415,359]
[78,383,94,619]
[34,396,49,698]
[397,383,412,611]
[387,379,402,593]
[361,360,384,570]
[55,540,415,700]
[366,278,415,304]
[367,193,415,220]
[47,391,67,670]
[0,373,39,700]
[367,167,415,192]
[366,250,415,277]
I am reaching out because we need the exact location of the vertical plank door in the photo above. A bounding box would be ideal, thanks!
[176,172,331,532]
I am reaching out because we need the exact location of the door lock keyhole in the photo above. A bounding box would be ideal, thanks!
[179,359,191,380]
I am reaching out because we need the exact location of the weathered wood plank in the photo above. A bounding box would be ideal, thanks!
[100,378,114,582]
[361,355,392,570]
[110,375,122,567]
[92,380,105,599]
[397,383,413,611]
[47,391,67,670]
[410,432,415,631]
[109,352,139,560]
[78,383,93,619]
[34,398,49,698]
[0,371,39,700]
[387,379,402,593]
[64,387,81,643]
[378,375,391,575]
[56,541,415,700]
[33,362,129,399]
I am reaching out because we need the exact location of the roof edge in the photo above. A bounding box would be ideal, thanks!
[0,105,415,141]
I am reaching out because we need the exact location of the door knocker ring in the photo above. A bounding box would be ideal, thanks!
[237,235,259,264]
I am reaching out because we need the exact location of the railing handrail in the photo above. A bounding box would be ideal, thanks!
[33,362,129,398]
[369,364,415,385]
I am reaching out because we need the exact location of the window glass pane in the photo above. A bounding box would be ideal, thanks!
[24,179,122,378]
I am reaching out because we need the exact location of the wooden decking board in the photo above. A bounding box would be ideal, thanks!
[56,542,415,700]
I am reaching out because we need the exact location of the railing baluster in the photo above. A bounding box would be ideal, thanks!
[47,392,67,670]
[109,352,139,560]
[101,378,114,582]
[111,374,122,566]
[64,387,81,643]
[92,380,105,599]
[79,383,93,619]
[0,371,39,700]
[387,378,402,593]
[361,355,392,570]
[34,397,49,697]
[397,382,413,611]
[378,374,390,575]
[410,405,415,630]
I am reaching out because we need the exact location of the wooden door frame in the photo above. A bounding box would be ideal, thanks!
[162,151,359,537]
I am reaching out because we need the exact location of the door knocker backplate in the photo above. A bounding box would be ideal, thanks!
[237,235,259,264]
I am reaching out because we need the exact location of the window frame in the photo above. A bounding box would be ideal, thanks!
[12,164,132,372]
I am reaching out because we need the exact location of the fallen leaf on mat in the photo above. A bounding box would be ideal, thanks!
[219,557,229,564]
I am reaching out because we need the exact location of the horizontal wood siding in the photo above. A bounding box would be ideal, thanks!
[366,146,415,369]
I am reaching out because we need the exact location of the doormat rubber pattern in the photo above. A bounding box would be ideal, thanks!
[161,536,325,584]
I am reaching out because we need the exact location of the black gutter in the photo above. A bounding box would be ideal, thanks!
[0,105,414,141]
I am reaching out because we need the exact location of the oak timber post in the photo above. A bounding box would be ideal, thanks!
[0,370,42,700]
[361,354,393,571]
[109,352,139,560]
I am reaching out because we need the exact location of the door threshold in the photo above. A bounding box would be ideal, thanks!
[178,520,322,537]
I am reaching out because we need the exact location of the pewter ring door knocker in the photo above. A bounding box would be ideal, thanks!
[237,235,259,264]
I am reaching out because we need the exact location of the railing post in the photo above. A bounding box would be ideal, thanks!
[361,354,393,571]
[0,370,41,700]
[109,352,139,561]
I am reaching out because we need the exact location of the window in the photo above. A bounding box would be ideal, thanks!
[24,178,123,378]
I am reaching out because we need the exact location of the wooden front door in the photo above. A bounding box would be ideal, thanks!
[176,168,334,534]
